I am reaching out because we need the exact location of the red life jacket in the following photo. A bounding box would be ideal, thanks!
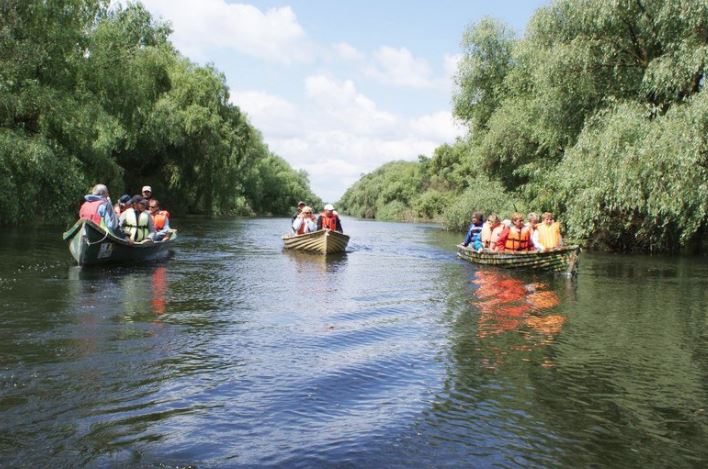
[79,199,107,225]
[296,219,307,235]
[153,210,170,230]
[320,212,338,231]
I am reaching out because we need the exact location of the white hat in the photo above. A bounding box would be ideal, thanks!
[142,185,152,193]
[324,203,334,211]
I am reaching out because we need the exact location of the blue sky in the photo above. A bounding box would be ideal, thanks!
[140,0,549,203]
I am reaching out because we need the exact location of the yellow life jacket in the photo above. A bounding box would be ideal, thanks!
[537,222,562,249]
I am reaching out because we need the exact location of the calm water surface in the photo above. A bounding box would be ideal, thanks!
[1,218,706,467]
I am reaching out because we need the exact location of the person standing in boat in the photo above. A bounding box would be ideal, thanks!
[148,199,171,241]
[142,185,153,200]
[292,206,317,235]
[120,196,155,242]
[317,204,343,233]
[535,212,563,251]
[79,183,120,234]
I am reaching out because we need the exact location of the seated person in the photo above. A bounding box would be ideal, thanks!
[535,211,563,251]
[148,199,171,241]
[462,211,484,250]
[113,194,131,217]
[496,212,531,252]
[292,206,317,235]
[120,196,155,242]
[481,214,504,250]
[79,183,120,234]
[292,201,306,222]
[317,204,343,232]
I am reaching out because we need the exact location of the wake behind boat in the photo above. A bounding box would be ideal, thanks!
[282,229,349,254]
[63,219,177,266]
[457,244,580,274]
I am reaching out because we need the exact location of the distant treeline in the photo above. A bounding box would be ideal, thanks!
[0,1,321,225]
[339,0,707,252]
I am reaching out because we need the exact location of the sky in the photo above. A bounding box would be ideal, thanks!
[139,0,549,203]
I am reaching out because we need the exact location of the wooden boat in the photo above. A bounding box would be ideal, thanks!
[457,244,580,274]
[63,219,177,266]
[282,229,349,254]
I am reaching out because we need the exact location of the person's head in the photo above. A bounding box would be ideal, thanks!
[324,203,335,216]
[142,185,152,198]
[137,198,149,212]
[511,212,525,228]
[296,201,305,213]
[471,211,484,225]
[542,211,554,225]
[527,212,538,225]
[487,213,499,226]
[118,194,131,207]
[130,195,144,210]
[301,206,313,217]
[149,199,160,214]
[91,184,109,198]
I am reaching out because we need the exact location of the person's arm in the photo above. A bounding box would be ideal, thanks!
[495,227,509,251]
[306,218,318,232]
[462,224,474,247]
[292,217,303,232]
[316,216,323,230]
[531,229,544,252]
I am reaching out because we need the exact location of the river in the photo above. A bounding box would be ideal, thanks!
[1,217,706,467]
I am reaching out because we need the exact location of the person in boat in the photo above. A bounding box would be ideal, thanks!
[142,185,153,200]
[292,201,306,223]
[79,183,120,234]
[535,211,563,251]
[120,195,155,242]
[481,214,505,250]
[462,211,484,250]
[113,194,131,217]
[496,212,531,252]
[292,206,317,235]
[317,203,343,233]
[526,212,543,251]
[148,199,171,241]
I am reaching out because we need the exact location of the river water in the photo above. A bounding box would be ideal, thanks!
[0,217,706,467]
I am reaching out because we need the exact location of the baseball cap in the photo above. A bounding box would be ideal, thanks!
[324,203,334,211]
[142,185,152,193]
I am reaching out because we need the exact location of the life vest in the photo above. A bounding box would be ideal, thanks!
[79,199,108,226]
[505,226,530,251]
[537,222,562,249]
[123,209,150,242]
[489,224,505,249]
[320,212,339,231]
[153,210,170,230]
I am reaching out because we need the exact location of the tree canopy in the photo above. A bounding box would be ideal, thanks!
[0,0,320,225]
[338,0,707,252]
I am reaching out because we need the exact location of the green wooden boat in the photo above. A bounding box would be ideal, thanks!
[62,219,177,266]
[457,244,580,274]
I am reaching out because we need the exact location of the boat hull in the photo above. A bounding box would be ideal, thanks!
[457,244,580,274]
[63,220,176,266]
[282,229,349,254]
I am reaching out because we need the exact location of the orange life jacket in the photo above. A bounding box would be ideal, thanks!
[153,210,170,230]
[320,212,339,231]
[505,226,530,251]
[79,199,107,226]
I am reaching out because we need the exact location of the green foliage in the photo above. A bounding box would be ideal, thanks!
[0,1,319,224]
[342,0,707,251]
[442,176,517,231]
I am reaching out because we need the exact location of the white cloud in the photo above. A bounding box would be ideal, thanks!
[332,42,365,61]
[230,90,300,137]
[409,111,463,142]
[233,77,462,202]
[365,46,435,88]
[141,0,314,64]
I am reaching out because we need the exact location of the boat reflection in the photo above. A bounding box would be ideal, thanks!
[471,270,567,367]
[283,249,348,274]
